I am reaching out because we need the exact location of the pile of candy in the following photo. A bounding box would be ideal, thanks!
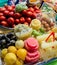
[0,0,57,65]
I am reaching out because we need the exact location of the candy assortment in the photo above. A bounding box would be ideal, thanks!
[0,0,57,65]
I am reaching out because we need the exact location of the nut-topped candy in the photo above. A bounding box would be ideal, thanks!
[41,17,55,31]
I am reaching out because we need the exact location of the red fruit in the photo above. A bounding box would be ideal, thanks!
[20,17,25,23]
[0,7,6,12]
[11,5,15,8]
[4,5,8,8]
[9,12,14,17]
[24,22,28,25]
[1,21,8,27]
[0,16,6,21]
[27,51,39,57]
[35,10,41,13]
[28,7,34,12]
[15,19,20,24]
[26,11,32,17]
[4,10,9,16]
[12,24,15,28]
[26,17,31,23]
[22,10,27,15]
[7,6,13,11]
[4,5,9,9]
[14,13,21,19]
[0,13,3,16]
[31,13,36,18]
[34,6,39,10]
[7,17,14,25]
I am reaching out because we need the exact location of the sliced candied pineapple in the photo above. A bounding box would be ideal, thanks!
[30,19,41,30]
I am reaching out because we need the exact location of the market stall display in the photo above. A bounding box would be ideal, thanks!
[0,0,57,65]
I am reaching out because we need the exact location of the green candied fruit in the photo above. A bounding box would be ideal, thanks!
[15,3,28,12]
[39,28,45,33]
[32,30,42,36]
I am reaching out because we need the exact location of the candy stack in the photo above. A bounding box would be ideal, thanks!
[24,37,40,63]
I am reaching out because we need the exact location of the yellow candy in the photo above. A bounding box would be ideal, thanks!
[4,53,17,65]
[1,48,8,58]
[15,40,24,49]
[17,49,27,60]
[52,27,57,33]
[15,60,23,65]
[30,19,41,30]
[8,46,17,54]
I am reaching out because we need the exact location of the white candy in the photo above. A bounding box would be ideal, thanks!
[15,40,24,49]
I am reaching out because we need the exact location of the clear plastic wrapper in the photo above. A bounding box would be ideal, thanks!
[41,2,57,27]
[0,1,57,65]
[41,3,56,18]
[43,0,57,12]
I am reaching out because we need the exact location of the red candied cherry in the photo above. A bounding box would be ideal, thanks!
[31,13,36,19]
[24,22,29,25]
[7,6,13,11]
[4,10,9,16]
[26,11,32,17]
[22,10,27,15]
[0,7,6,12]
[20,17,25,23]
[28,7,34,12]
[7,17,14,25]
[0,16,6,21]
[1,21,8,27]
[14,13,21,19]
[26,17,31,23]
[15,19,20,24]
[9,12,14,17]
[0,13,3,16]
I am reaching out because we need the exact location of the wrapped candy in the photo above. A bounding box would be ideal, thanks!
[43,0,57,12]
[41,3,56,18]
